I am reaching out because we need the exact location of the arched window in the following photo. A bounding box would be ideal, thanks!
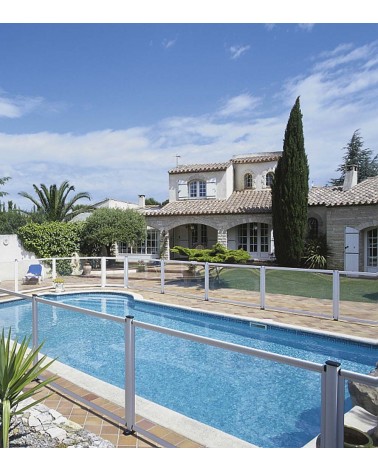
[189,180,206,198]
[244,173,253,189]
[307,217,319,238]
[265,172,274,187]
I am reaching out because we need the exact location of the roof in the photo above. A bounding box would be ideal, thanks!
[144,189,272,216]
[145,175,378,218]
[231,151,282,164]
[309,176,378,207]
[168,162,231,174]
[168,151,282,174]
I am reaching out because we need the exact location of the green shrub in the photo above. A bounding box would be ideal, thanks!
[0,329,57,447]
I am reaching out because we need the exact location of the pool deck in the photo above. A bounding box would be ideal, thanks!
[1,280,377,448]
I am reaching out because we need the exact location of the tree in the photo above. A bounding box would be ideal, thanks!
[0,177,10,198]
[17,222,81,274]
[0,209,29,234]
[145,197,161,205]
[80,208,146,257]
[19,180,93,222]
[330,129,378,185]
[271,96,309,267]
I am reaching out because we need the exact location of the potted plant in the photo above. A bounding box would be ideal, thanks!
[82,260,92,276]
[53,277,65,292]
[136,260,146,272]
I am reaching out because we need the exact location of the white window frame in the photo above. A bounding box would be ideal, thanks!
[189,180,207,198]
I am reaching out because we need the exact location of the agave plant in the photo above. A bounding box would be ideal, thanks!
[0,328,57,448]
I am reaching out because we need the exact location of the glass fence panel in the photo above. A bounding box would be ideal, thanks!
[339,273,378,324]
[0,296,32,335]
[36,299,126,388]
[127,259,162,292]
[157,261,205,297]
[208,265,260,306]
[134,324,322,448]
[265,268,334,316]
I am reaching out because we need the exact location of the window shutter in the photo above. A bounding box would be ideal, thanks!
[178,180,188,199]
[206,178,217,198]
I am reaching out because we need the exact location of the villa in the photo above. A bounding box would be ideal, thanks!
[136,153,378,273]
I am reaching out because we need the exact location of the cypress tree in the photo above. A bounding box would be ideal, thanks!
[271,96,309,267]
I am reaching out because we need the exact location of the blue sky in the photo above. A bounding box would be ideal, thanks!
[1,13,378,209]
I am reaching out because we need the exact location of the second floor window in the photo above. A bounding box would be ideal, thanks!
[265,172,274,187]
[189,180,206,198]
[244,173,253,189]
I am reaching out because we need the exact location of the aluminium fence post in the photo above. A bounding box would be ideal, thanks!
[124,256,129,288]
[124,315,136,432]
[204,262,209,301]
[260,266,266,310]
[52,258,57,280]
[320,360,341,448]
[332,270,340,321]
[32,294,39,367]
[101,257,106,287]
[160,259,165,294]
[14,259,19,292]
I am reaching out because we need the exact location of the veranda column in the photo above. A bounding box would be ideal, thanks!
[160,229,170,259]
[217,229,228,247]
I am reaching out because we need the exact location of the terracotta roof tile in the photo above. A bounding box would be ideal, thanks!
[144,189,272,216]
[230,151,282,164]
[309,176,378,206]
[168,162,231,174]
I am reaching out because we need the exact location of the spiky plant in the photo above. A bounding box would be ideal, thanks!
[0,329,57,448]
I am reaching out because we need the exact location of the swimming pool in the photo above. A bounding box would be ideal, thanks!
[0,291,376,448]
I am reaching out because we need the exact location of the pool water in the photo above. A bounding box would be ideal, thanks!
[0,292,376,448]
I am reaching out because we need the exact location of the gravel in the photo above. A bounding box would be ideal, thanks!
[7,398,114,448]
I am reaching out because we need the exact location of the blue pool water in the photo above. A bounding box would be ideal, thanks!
[0,292,376,448]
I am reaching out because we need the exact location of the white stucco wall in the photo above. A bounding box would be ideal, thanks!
[0,234,37,281]
[233,161,277,191]
[169,170,230,202]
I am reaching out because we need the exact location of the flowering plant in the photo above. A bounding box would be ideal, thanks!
[53,277,64,284]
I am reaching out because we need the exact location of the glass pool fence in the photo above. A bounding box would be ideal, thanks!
[0,287,377,448]
[1,256,377,324]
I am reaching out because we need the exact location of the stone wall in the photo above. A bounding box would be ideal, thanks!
[326,205,378,271]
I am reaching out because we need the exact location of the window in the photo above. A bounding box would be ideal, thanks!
[244,173,253,189]
[237,223,270,257]
[189,180,206,198]
[265,172,274,187]
[367,228,378,268]
[238,224,248,250]
[190,224,208,247]
[118,229,159,255]
[308,218,319,239]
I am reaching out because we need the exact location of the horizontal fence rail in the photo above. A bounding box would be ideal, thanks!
[1,286,377,448]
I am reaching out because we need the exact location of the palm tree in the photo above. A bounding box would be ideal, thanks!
[19,180,94,222]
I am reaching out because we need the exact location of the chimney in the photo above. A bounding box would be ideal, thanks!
[138,194,145,208]
[343,164,358,191]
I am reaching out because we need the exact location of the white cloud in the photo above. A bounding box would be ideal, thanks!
[0,94,44,118]
[228,44,250,60]
[298,24,314,32]
[217,94,261,117]
[162,38,176,49]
